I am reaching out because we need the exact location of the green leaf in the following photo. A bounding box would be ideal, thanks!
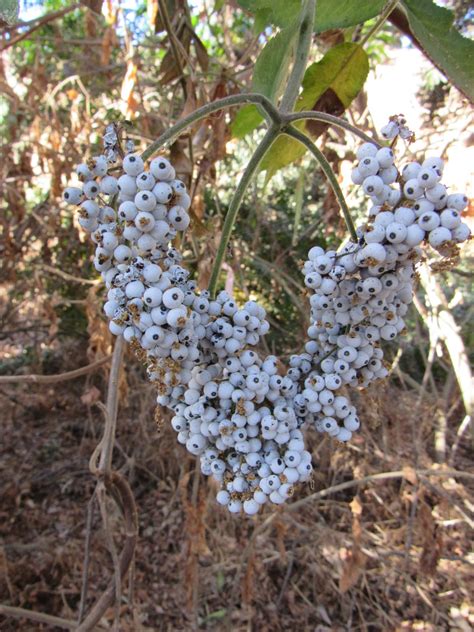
[231,20,299,138]
[231,105,263,138]
[238,0,385,32]
[402,0,474,102]
[261,43,369,180]
[254,7,272,33]
[236,0,300,29]
[314,0,385,33]
[252,24,298,102]
[267,0,301,28]
[299,42,369,109]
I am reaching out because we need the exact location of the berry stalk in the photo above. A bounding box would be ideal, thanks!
[141,93,281,162]
[284,125,358,242]
[208,125,281,297]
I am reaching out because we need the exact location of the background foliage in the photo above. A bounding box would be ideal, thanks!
[0,1,473,630]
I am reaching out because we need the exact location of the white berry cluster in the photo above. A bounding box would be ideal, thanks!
[351,140,470,252]
[64,144,315,515]
[63,120,470,516]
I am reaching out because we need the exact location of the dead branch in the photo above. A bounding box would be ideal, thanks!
[76,472,138,632]
[0,354,112,384]
[416,262,473,446]
[76,336,139,632]
[41,264,100,285]
[0,604,77,630]
[0,3,83,50]
[290,468,474,513]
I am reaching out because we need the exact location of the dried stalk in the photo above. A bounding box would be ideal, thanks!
[0,354,112,384]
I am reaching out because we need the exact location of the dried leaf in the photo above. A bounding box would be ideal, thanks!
[169,140,192,179]
[350,496,363,517]
[418,501,443,577]
[101,26,116,66]
[159,50,182,85]
[103,0,117,24]
[80,0,103,14]
[403,466,418,485]
[155,0,176,33]
[191,29,209,71]
[180,78,198,119]
[121,59,138,118]
[305,87,345,137]
[147,0,159,29]
[339,545,367,593]
[81,386,102,406]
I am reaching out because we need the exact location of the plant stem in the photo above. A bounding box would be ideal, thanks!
[141,93,280,161]
[208,126,280,296]
[284,125,358,242]
[279,0,316,113]
[359,0,399,48]
[292,171,305,246]
[98,335,124,474]
[284,111,380,146]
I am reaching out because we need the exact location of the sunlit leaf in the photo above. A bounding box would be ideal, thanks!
[231,105,263,138]
[231,17,299,137]
[261,43,369,180]
[402,0,474,102]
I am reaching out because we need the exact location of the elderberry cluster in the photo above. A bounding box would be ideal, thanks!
[64,119,470,516]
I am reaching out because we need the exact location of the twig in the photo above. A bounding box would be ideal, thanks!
[0,3,82,51]
[276,549,295,609]
[75,336,138,632]
[449,415,472,465]
[0,604,77,630]
[98,337,124,474]
[141,93,280,160]
[78,492,97,623]
[76,473,138,632]
[358,0,400,48]
[41,264,99,285]
[97,483,122,631]
[284,111,379,145]
[289,468,474,513]
[0,354,112,384]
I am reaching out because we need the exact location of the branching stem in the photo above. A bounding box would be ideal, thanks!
[141,93,280,161]
[283,111,380,146]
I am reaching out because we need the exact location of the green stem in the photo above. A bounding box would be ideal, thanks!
[292,171,304,247]
[284,111,380,146]
[208,126,280,297]
[284,125,358,242]
[141,93,280,161]
[359,0,399,48]
[279,0,316,113]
